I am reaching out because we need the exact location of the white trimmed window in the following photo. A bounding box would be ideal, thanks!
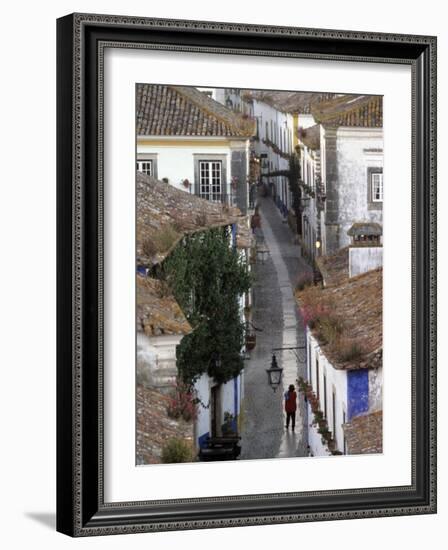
[136,160,153,176]
[199,160,222,202]
[371,171,384,202]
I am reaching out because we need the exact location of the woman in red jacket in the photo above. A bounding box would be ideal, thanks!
[284,384,297,430]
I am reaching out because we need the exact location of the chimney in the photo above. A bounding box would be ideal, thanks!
[347,223,383,278]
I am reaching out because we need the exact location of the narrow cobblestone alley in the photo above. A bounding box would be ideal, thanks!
[240,196,312,460]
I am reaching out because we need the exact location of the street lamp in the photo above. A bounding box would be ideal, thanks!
[266,354,283,392]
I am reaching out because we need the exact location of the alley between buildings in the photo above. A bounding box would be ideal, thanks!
[240,196,312,460]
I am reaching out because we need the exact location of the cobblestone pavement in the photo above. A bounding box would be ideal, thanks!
[240,196,312,460]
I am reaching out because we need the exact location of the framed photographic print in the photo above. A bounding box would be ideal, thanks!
[56,13,437,536]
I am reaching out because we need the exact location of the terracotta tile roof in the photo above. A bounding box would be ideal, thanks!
[136,84,255,137]
[136,274,192,337]
[316,247,349,287]
[347,222,383,237]
[298,123,321,150]
[136,384,194,464]
[297,267,382,370]
[343,410,383,455]
[243,90,336,114]
[136,172,252,266]
[311,94,383,128]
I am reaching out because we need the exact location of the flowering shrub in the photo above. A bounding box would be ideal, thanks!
[166,380,198,422]
[298,302,330,328]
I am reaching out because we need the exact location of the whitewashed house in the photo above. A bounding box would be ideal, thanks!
[136,84,255,214]
[296,124,322,261]
[136,172,251,455]
[297,94,383,257]
[298,244,383,456]
[240,91,296,215]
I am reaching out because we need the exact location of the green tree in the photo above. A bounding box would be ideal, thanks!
[162,226,251,385]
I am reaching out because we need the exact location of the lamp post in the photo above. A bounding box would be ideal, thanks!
[266,354,283,392]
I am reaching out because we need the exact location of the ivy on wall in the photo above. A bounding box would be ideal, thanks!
[161,226,251,385]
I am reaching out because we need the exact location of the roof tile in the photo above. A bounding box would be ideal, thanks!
[311,94,383,128]
[343,410,383,454]
[137,84,255,137]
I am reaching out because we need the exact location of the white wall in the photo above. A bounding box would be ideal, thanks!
[331,127,383,249]
[308,331,348,453]
[349,246,383,277]
[307,406,332,457]
[195,372,241,444]
[2,1,446,549]
[251,99,294,208]
[300,143,321,257]
[369,367,383,413]
[195,373,211,441]
[137,140,232,192]
[222,377,238,419]
[136,332,158,386]
[298,113,316,130]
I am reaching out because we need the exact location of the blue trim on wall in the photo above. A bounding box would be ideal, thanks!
[347,370,369,420]
[231,223,237,248]
[198,432,210,449]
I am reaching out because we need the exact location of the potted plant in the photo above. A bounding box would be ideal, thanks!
[222,412,237,436]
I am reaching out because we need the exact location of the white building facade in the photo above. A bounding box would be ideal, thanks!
[136,84,254,214]
[306,331,383,456]
[296,94,384,257]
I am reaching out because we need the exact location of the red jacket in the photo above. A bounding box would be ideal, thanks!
[284,390,297,413]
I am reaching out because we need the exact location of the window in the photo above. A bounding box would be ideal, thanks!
[371,171,383,202]
[316,356,320,400]
[199,160,222,202]
[136,154,158,179]
[136,160,153,176]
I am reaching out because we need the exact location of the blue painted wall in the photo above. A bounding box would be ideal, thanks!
[198,432,210,449]
[231,223,237,248]
[347,370,369,420]
[136,265,148,276]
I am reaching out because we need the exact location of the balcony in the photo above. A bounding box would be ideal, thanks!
[198,192,237,207]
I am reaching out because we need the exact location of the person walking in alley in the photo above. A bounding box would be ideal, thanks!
[250,206,261,235]
[284,384,297,430]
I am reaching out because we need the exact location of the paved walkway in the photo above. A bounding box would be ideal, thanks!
[240,197,312,460]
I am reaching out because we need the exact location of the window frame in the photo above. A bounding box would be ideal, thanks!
[367,166,383,210]
[136,153,158,179]
[193,154,228,202]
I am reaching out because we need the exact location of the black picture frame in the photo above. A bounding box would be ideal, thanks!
[56,13,437,537]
